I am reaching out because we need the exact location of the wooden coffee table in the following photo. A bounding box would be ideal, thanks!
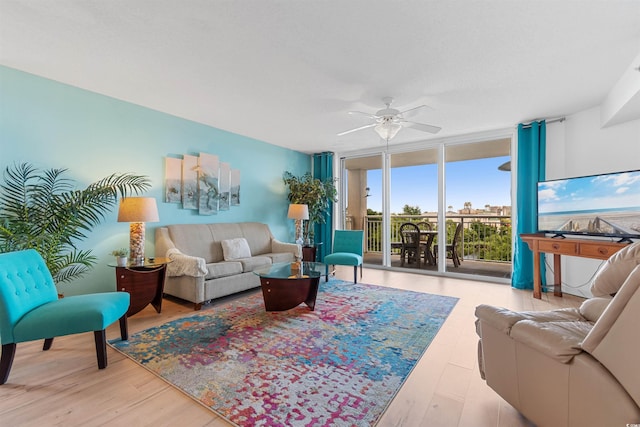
[253,261,325,311]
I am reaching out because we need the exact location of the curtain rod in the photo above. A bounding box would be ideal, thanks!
[520,117,566,128]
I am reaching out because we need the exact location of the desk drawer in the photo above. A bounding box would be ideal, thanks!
[578,243,622,259]
[538,240,578,255]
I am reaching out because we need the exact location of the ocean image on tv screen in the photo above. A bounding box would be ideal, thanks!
[538,170,640,238]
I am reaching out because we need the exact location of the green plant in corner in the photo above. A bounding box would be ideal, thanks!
[0,162,151,284]
[283,171,337,242]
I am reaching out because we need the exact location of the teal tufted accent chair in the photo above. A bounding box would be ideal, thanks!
[0,250,130,384]
[324,230,364,283]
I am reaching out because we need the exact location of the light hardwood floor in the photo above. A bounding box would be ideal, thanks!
[0,267,583,426]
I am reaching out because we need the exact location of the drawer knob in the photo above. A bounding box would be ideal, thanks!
[598,248,608,255]
[552,244,560,250]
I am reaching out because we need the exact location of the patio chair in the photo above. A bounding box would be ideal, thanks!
[417,221,436,264]
[416,221,433,231]
[0,249,130,384]
[400,222,427,268]
[433,222,463,267]
[324,230,364,283]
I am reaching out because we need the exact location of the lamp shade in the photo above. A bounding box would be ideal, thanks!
[287,204,309,220]
[117,197,159,223]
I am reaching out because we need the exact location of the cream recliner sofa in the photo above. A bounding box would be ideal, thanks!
[475,241,640,427]
[156,222,300,310]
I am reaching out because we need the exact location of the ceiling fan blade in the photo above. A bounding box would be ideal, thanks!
[337,123,377,136]
[403,121,442,134]
[348,111,380,119]
[398,104,431,117]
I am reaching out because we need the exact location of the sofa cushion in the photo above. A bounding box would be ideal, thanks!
[166,224,219,263]
[205,261,243,280]
[591,241,640,297]
[579,297,612,322]
[239,256,272,272]
[221,238,252,260]
[208,223,274,256]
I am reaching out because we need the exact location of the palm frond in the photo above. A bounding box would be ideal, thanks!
[0,162,151,285]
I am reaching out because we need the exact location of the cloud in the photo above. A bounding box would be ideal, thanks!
[616,187,629,194]
[538,188,558,201]
[594,172,640,187]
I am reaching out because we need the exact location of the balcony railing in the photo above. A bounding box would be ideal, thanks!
[363,214,512,263]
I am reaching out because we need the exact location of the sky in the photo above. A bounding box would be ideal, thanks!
[538,170,640,214]
[366,156,511,214]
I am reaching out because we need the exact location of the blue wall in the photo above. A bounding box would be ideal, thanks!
[0,66,310,295]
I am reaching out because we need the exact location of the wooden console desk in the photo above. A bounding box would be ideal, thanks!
[520,234,628,299]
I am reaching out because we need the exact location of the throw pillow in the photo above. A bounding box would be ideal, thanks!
[590,242,640,296]
[578,297,612,322]
[221,238,252,260]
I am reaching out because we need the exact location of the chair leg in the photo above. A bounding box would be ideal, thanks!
[360,264,363,279]
[353,266,357,283]
[119,315,129,341]
[94,330,107,369]
[43,338,54,351]
[325,265,330,282]
[0,343,17,385]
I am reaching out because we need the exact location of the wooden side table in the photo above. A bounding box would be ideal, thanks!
[302,242,323,262]
[109,258,171,316]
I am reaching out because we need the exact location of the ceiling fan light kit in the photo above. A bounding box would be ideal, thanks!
[374,120,402,141]
[338,97,441,142]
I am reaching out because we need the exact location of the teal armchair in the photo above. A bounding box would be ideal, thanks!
[0,250,130,384]
[324,230,364,283]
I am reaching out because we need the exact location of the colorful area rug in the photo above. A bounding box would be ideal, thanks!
[110,279,458,426]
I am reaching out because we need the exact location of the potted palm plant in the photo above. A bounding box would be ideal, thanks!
[283,171,337,244]
[0,162,151,284]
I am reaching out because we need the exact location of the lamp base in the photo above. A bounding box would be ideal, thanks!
[294,219,304,246]
[129,222,146,265]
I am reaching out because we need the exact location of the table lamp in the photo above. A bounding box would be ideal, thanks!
[117,197,159,264]
[287,203,309,246]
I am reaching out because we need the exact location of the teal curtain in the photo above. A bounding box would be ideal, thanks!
[313,152,334,262]
[512,121,547,290]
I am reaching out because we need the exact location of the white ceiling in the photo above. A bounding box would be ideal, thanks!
[1,1,639,154]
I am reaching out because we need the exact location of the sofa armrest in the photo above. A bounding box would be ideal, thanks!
[166,248,208,277]
[510,319,591,363]
[271,238,302,259]
[475,304,526,335]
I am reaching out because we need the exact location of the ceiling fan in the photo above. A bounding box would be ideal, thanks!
[337,97,441,141]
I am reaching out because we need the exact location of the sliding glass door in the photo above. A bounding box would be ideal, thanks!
[340,134,512,281]
[343,154,383,266]
[442,140,512,278]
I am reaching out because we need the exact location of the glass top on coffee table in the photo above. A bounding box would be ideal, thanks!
[253,261,325,280]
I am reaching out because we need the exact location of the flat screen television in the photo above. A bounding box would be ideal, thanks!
[537,169,640,242]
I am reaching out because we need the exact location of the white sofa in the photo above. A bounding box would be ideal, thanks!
[475,242,640,426]
[155,222,300,310]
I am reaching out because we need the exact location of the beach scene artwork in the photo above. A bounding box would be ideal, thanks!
[164,152,240,214]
